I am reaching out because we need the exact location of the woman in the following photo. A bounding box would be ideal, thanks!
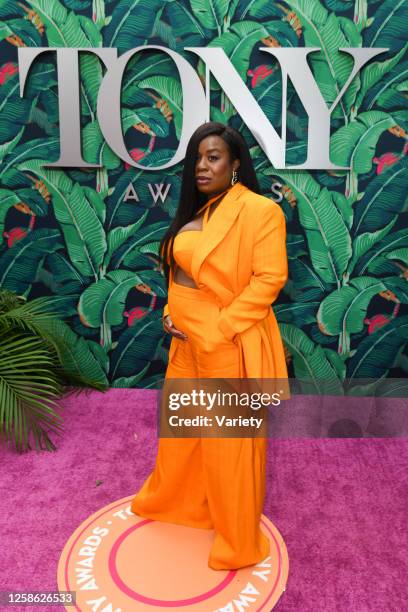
[131,122,289,571]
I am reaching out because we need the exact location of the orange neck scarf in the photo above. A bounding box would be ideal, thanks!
[196,186,233,216]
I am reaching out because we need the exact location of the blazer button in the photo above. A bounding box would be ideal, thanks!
[198,282,205,289]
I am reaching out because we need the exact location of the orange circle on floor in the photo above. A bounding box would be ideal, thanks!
[57,496,289,610]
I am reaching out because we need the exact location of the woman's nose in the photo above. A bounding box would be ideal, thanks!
[196,157,208,172]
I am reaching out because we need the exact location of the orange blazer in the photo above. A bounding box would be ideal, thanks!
[163,182,289,382]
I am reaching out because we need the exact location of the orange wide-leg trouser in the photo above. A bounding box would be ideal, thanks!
[131,282,270,570]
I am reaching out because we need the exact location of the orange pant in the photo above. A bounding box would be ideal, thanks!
[131,282,270,570]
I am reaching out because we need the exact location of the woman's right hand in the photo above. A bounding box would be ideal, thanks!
[163,315,188,341]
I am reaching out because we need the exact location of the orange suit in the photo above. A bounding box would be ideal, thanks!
[131,182,289,570]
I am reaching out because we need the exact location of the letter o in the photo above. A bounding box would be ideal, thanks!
[97,46,207,170]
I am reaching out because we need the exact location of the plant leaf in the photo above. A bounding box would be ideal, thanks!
[17,160,106,279]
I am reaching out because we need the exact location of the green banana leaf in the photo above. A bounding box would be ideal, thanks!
[355,46,407,111]
[164,0,207,40]
[346,315,408,380]
[324,0,353,11]
[25,0,97,45]
[110,364,151,388]
[347,218,396,277]
[153,18,178,48]
[0,129,25,166]
[79,52,104,119]
[330,110,397,173]
[15,188,49,218]
[190,0,229,33]
[355,228,408,275]
[264,169,352,285]
[285,0,362,118]
[280,322,344,394]
[63,0,92,8]
[274,302,319,325]
[332,191,353,230]
[110,220,168,269]
[103,0,169,51]
[122,54,178,102]
[81,121,121,170]
[199,21,270,83]
[104,218,148,268]
[43,320,109,388]
[374,88,408,112]
[0,18,42,46]
[0,75,32,149]
[367,248,408,276]
[365,60,408,111]
[109,309,163,379]
[0,229,62,294]
[244,61,283,128]
[140,373,166,389]
[367,257,401,276]
[138,76,182,139]
[384,248,408,265]
[236,0,286,20]
[380,277,408,304]
[121,107,170,138]
[45,251,87,287]
[131,269,167,297]
[78,269,142,328]
[25,1,103,119]
[0,0,20,16]
[353,158,408,234]
[0,137,60,181]
[0,189,22,240]
[363,0,407,52]
[286,234,308,259]
[317,276,387,336]
[17,160,106,279]
[288,259,327,301]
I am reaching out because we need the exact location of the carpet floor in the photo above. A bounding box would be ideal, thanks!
[0,389,406,611]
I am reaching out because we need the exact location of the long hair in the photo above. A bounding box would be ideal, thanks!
[159,122,261,287]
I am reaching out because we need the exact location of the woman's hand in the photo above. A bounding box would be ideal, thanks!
[163,315,188,341]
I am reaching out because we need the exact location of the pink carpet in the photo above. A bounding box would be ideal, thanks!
[0,389,407,611]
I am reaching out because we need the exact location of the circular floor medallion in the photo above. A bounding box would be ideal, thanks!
[57,497,289,611]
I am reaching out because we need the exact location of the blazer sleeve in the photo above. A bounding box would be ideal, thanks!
[217,202,288,341]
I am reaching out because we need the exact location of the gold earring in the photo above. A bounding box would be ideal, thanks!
[231,169,238,185]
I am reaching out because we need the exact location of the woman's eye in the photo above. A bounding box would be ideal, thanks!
[208,156,218,161]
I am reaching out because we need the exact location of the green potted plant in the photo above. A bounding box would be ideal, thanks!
[0,289,109,453]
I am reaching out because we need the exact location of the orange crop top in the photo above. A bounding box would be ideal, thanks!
[171,187,231,279]
[173,230,202,278]
[172,201,212,278]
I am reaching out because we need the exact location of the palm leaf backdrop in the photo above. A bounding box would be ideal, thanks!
[0,0,406,412]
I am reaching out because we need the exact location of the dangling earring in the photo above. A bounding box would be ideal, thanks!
[231,169,238,185]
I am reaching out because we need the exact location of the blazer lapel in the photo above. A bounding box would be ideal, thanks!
[191,182,248,284]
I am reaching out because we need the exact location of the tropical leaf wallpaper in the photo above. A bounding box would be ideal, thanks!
[0,0,407,394]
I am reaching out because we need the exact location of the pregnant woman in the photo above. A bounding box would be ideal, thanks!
[131,122,289,571]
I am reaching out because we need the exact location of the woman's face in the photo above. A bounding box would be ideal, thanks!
[195,135,240,198]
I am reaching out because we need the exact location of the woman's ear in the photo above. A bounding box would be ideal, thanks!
[233,159,240,172]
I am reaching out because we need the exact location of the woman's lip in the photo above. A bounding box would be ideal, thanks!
[196,177,211,183]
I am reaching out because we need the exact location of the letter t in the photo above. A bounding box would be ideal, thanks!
[18,47,117,168]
